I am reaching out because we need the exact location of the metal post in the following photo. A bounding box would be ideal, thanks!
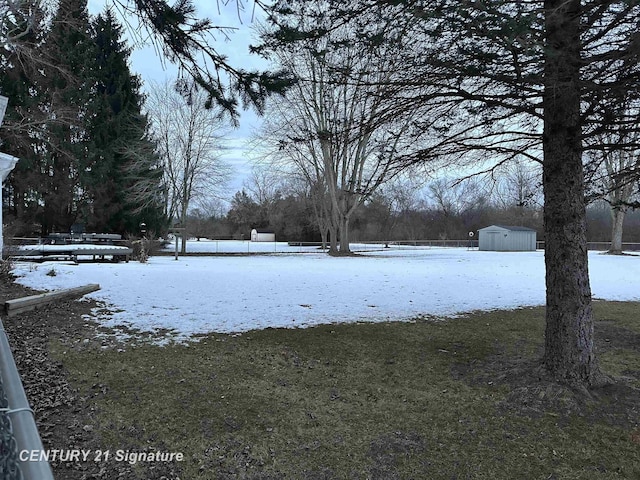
[0,152,18,258]
[0,319,54,479]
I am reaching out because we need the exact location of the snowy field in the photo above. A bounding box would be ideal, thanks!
[11,244,640,341]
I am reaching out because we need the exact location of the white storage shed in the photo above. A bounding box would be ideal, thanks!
[478,225,537,251]
[251,229,275,242]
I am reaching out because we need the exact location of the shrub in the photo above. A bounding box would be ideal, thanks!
[125,232,163,263]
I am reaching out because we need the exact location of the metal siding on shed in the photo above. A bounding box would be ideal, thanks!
[479,226,506,251]
[478,225,536,251]
[509,231,526,251]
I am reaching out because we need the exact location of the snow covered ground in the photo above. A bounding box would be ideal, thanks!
[11,244,640,341]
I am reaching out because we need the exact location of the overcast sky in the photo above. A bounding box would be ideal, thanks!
[87,0,271,203]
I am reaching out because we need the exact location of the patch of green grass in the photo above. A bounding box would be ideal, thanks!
[51,303,640,479]
[600,349,640,388]
[594,300,640,334]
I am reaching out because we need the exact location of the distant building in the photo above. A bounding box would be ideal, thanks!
[251,229,275,242]
[478,225,537,251]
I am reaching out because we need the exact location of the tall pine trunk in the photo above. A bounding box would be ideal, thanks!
[542,0,599,385]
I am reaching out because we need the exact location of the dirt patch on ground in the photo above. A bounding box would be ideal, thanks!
[0,276,182,480]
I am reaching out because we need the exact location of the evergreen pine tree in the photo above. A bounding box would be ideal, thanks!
[84,8,165,235]
[37,0,95,234]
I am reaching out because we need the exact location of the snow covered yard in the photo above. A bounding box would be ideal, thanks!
[11,247,640,340]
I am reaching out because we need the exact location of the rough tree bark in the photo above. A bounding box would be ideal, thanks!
[542,0,600,385]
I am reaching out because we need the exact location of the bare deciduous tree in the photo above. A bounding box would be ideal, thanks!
[146,80,231,252]
[243,163,283,211]
[489,161,543,227]
[604,150,638,254]
[257,9,425,254]
[586,134,639,254]
[427,177,489,239]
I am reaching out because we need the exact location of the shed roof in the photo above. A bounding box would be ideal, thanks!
[479,224,536,232]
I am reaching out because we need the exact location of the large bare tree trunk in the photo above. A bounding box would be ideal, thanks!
[609,208,625,254]
[180,215,188,254]
[320,228,328,250]
[338,216,351,254]
[542,0,600,386]
[328,224,338,254]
